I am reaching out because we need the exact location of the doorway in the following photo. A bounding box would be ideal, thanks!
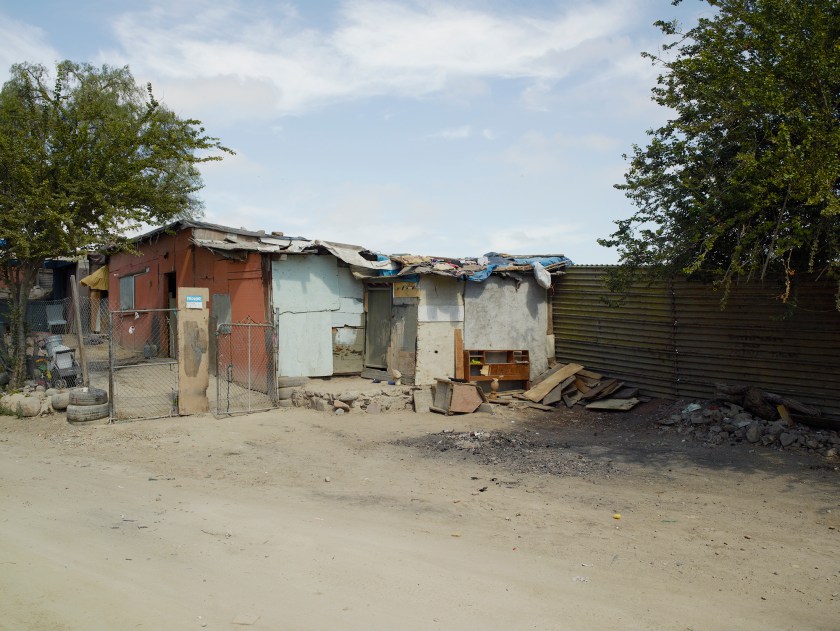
[364,287,391,369]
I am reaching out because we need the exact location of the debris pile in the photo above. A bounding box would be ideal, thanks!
[658,400,840,458]
[289,386,414,414]
[0,384,70,417]
[713,383,820,421]
[397,429,624,477]
[489,362,640,412]
[382,253,571,284]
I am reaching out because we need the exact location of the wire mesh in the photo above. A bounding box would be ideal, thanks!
[213,320,277,416]
[7,297,110,390]
[110,309,179,420]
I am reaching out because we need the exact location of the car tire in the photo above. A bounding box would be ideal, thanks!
[69,387,108,406]
[66,402,109,424]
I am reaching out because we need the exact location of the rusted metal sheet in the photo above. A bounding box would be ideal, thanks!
[553,266,840,421]
[365,288,391,369]
[553,267,677,397]
[387,298,418,378]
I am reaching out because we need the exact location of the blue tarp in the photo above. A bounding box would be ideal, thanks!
[511,256,573,267]
[375,253,572,283]
[465,265,497,282]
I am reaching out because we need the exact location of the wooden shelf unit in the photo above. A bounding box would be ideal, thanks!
[462,349,530,384]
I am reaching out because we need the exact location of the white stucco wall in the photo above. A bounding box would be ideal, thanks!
[413,276,464,385]
[463,276,548,379]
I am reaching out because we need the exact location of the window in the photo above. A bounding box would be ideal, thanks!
[119,274,136,311]
[118,267,150,311]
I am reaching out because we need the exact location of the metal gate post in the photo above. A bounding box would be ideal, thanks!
[108,310,115,420]
[215,325,220,416]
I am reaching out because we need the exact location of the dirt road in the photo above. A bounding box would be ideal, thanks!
[0,404,838,630]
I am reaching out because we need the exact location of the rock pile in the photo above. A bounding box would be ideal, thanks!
[289,386,415,414]
[658,401,840,458]
[0,385,70,418]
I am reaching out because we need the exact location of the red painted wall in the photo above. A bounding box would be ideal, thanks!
[108,229,270,321]
[108,228,274,394]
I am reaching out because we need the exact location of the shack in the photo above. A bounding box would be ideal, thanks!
[106,220,394,380]
[355,254,571,388]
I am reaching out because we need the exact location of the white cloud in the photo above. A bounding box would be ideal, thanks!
[316,183,442,252]
[100,0,644,117]
[500,131,620,174]
[485,223,588,257]
[430,125,472,140]
[0,15,60,81]
[428,125,497,141]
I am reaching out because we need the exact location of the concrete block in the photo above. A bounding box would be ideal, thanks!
[413,388,433,413]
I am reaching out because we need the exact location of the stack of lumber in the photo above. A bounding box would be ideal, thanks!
[515,363,641,411]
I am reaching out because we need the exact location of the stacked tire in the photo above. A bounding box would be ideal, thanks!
[277,377,306,406]
[66,387,109,424]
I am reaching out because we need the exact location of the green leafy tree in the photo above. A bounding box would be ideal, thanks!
[599,0,840,305]
[0,61,232,385]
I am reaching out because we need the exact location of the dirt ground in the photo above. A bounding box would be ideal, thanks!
[0,399,838,630]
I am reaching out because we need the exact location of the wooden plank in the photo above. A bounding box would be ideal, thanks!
[579,378,621,401]
[612,387,639,399]
[449,383,484,413]
[585,397,640,411]
[524,363,584,402]
[577,368,604,380]
[594,380,623,400]
[777,403,794,427]
[530,363,565,388]
[573,377,593,394]
[563,390,582,408]
[525,402,555,411]
[454,329,464,379]
[542,376,576,406]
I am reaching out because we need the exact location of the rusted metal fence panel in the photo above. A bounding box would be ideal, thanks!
[109,309,179,421]
[213,319,277,417]
[671,277,840,419]
[553,266,840,420]
[552,267,678,397]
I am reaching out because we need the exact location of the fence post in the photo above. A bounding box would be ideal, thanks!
[108,311,115,420]
[70,275,89,386]
[176,287,210,414]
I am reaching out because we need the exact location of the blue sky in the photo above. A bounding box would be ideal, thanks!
[0,0,704,262]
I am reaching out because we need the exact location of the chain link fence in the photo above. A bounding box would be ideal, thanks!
[213,319,277,416]
[6,297,279,420]
[109,309,179,420]
[4,297,110,391]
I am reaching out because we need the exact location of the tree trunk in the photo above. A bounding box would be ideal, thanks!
[7,261,41,387]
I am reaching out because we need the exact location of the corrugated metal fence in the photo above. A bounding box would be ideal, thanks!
[553,266,840,420]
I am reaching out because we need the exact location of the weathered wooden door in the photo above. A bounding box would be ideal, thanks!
[364,288,391,369]
[388,298,418,378]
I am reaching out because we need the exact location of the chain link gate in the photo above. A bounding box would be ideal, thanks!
[109,309,179,421]
[213,318,277,416]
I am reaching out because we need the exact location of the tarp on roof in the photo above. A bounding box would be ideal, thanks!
[80,266,109,291]
[319,242,398,271]
[191,236,398,272]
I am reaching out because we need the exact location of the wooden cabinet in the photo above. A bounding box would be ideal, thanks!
[461,350,529,384]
